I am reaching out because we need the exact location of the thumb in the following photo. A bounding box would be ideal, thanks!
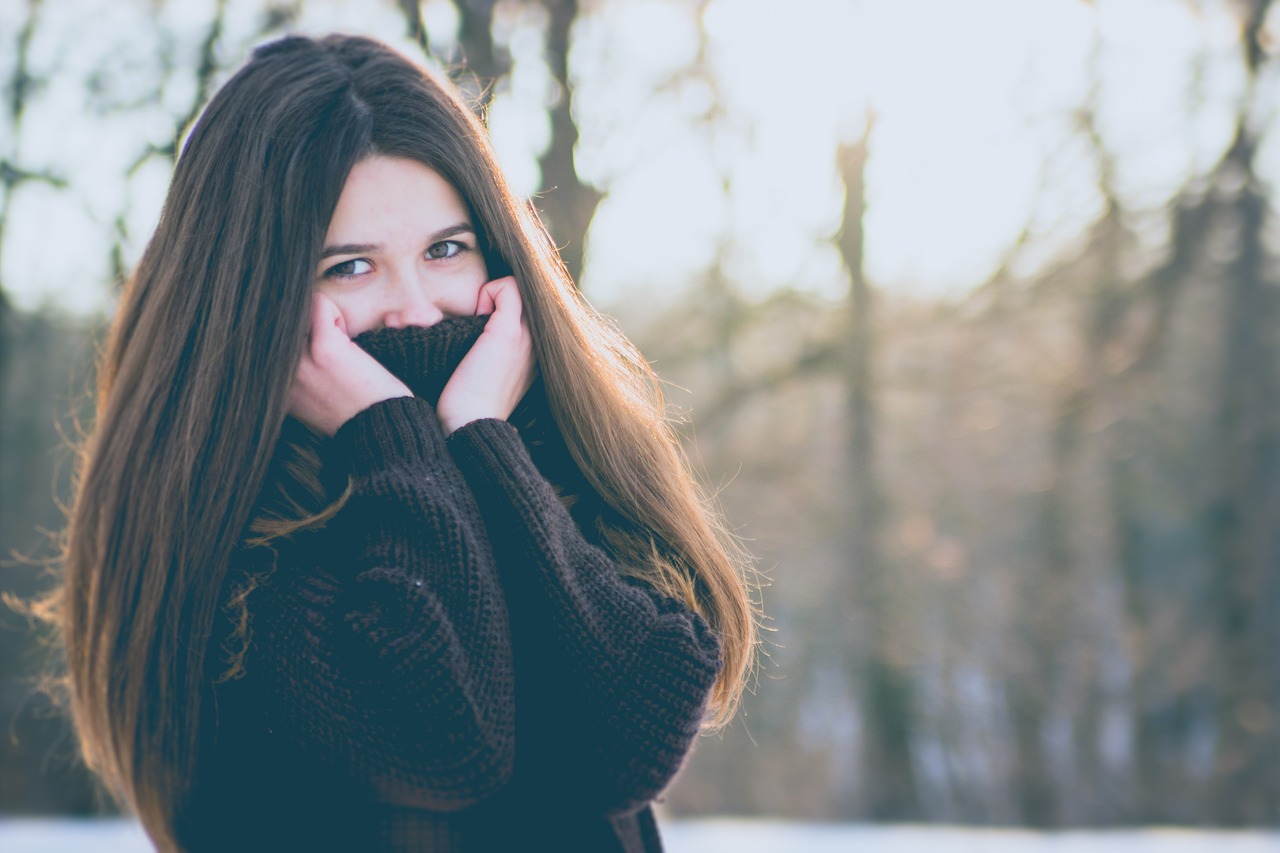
[476,279,499,316]
[312,292,349,340]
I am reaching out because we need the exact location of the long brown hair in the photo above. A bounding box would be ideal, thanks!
[54,34,758,850]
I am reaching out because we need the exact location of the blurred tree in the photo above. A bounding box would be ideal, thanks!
[1204,0,1278,821]
[0,308,103,815]
[1,0,56,367]
[407,0,511,101]
[533,0,603,285]
[836,122,921,821]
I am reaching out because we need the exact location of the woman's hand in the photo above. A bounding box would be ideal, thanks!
[437,276,537,436]
[288,292,413,437]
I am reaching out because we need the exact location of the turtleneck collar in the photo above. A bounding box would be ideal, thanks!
[353,315,490,408]
[351,317,560,477]
[351,316,611,546]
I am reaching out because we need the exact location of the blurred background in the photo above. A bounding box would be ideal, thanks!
[2,0,1278,832]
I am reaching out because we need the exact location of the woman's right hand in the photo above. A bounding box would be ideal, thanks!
[288,293,413,437]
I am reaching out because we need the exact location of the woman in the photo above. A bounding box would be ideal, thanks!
[55,33,756,851]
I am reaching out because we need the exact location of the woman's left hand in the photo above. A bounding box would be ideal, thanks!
[437,276,537,436]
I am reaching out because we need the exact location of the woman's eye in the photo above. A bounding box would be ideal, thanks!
[426,241,464,260]
[326,258,372,278]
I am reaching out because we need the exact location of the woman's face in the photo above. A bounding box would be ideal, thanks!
[315,155,490,334]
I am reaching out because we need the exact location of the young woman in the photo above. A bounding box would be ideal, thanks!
[53,33,756,852]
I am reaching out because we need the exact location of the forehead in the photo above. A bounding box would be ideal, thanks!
[325,156,469,238]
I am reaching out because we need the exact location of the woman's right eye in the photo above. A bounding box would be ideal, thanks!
[325,258,372,279]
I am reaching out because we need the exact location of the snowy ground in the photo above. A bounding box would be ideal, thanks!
[0,818,1277,852]
[665,820,1280,852]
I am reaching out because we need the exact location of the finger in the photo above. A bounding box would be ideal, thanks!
[486,278,524,334]
[310,293,352,349]
[480,276,515,315]
[476,280,497,316]
[314,292,341,325]
[306,292,327,344]
[307,292,334,336]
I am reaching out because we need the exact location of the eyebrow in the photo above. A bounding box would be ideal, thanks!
[319,223,476,260]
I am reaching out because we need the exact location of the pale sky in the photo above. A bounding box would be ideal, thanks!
[0,0,1275,317]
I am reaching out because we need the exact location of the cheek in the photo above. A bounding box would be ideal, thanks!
[447,263,491,315]
[320,290,376,336]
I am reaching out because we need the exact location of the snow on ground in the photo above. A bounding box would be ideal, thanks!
[664,819,1280,852]
[0,818,1276,852]
[1,820,149,853]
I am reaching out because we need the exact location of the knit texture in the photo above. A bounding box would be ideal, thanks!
[181,319,722,852]
[352,315,489,407]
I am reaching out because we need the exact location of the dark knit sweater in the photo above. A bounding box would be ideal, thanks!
[179,317,722,852]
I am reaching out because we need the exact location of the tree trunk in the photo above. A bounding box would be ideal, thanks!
[837,123,920,820]
[1204,1,1279,821]
[1206,125,1280,824]
[534,0,603,286]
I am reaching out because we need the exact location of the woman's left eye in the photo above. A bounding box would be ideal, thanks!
[426,241,464,260]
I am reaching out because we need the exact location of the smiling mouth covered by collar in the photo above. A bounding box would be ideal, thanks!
[352,315,551,453]
[353,315,490,407]
[352,313,609,551]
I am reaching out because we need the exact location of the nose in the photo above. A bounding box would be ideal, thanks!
[381,272,444,329]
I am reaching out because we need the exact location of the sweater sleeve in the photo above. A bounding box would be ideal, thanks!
[445,417,722,815]
[250,397,514,811]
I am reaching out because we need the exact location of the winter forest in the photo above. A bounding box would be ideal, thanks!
[1,0,1278,831]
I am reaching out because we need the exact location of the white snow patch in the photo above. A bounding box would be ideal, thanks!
[663,820,1280,853]
[0,818,1276,852]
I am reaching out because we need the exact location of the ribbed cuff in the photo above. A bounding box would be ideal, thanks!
[331,396,448,477]
[445,418,545,492]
